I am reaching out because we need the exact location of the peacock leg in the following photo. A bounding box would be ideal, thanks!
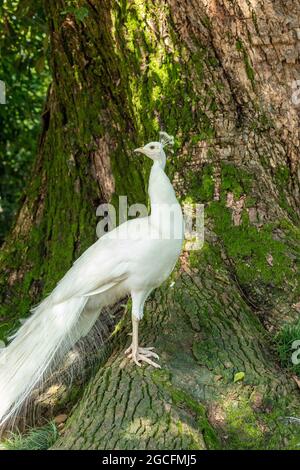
[125,314,160,368]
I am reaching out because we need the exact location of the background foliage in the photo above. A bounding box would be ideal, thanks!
[0,0,50,242]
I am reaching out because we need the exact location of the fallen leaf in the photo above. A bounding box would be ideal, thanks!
[54,414,68,425]
[234,371,245,383]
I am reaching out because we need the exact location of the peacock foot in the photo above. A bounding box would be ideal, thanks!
[125,344,161,368]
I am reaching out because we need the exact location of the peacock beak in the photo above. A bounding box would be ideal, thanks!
[134,147,145,154]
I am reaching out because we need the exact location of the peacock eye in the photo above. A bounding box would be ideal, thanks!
[150,145,155,150]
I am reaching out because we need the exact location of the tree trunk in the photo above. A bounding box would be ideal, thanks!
[1,0,300,450]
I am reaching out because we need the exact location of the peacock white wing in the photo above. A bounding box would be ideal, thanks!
[46,216,151,306]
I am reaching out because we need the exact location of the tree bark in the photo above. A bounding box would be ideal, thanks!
[1,0,300,449]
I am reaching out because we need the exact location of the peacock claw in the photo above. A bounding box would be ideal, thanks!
[125,345,161,368]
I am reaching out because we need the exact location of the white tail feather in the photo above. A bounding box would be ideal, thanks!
[0,296,90,426]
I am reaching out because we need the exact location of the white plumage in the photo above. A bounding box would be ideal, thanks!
[0,132,184,426]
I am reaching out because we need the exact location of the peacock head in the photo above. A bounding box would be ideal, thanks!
[134,132,174,167]
[134,141,163,160]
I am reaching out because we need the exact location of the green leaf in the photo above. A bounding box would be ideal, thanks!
[233,371,245,383]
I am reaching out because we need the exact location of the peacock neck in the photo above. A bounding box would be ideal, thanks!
[149,162,181,227]
[148,162,183,238]
[148,162,177,206]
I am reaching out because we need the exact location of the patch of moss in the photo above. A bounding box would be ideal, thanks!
[195,163,299,296]
[185,164,215,203]
[189,241,223,272]
[236,38,255,86]
[171,388,220,449]
[151,371,221,450]
[275,166,290,186]
[223,397,264,449]
[251,10,259,35]
[250,112,274,134]
[223,394,300,450]
[208,201,294,288]
[220,163,252,199]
